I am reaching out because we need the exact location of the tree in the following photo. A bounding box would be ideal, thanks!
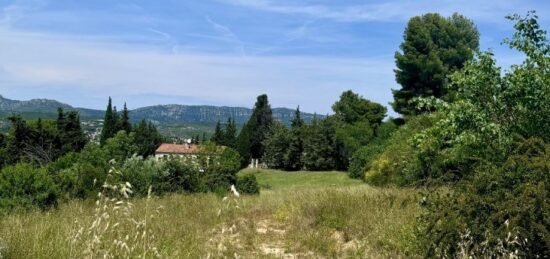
[332,90,387,125]
[133,119,163,158]
[100,97,116,145]
[235,124,252,167]
[224,117,237,148]
[285,107,304,171]
[56,107,66,132]
[59,110,88,154]
[302,118,337,171]
[236,94,273,166]
[211,120,225,144]
[330,91,387,169]
[118,103,132,133]
[393,13,479,115]
[262,121,290,169]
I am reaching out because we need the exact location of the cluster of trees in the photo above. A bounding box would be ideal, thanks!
[210,117,237,148]
[0,108,87,169]
[99,97,164,157]
[256,91,389,172]
[351,11,549,257]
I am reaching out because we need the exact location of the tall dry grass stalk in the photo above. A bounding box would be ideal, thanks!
[69,164,162,259]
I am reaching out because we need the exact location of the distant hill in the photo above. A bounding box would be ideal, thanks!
[0,95,321,136]
[131,105,318,125]
[0,95,104,119]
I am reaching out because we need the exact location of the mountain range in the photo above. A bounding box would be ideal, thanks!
[0,95,320,136]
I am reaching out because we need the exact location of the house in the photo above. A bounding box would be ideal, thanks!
[154,142,227,171]
[154,143,202,160]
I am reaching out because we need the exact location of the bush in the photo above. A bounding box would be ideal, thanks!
[118,155,169,196]
[204,164,237,193]
[419,138,550,258]
[365,115,437,186]
[164,159,203,193]
[56,145,109,199]
[236,174,260,195]
[348,145,383,179]
[0,163,59,212]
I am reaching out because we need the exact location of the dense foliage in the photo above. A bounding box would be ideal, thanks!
[393,13,479,115]
[0,163,59,213]
[236,94,273,166]
[0,108,87,168]
[236,174,260,195]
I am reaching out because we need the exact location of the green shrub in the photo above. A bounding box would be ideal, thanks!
[0,163,59,212]
[365,114,437,186]
[118,155,169,196]
[419,138,550,258]
[55,145,109,199]
[236,174,260,195]
[348,145,383,179]
[204,164,237,192]
[164,159,203,193]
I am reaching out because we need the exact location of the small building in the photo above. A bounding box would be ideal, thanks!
[154,143,202,161]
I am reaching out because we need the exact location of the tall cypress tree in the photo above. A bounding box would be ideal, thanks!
[236,94,273,167]
[119,103,132,133]
[224,117,237,148]
[211,120,225,144]
[112,106,119,132]
[56,108,66,132]
[285,106,304,171]
[100,97,115,145]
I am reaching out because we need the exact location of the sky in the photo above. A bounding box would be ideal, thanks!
[0,0,548,116]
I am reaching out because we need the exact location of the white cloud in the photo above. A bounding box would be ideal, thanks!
[0,27,397,114]
[219,0,542,23]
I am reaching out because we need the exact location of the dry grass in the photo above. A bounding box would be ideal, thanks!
[0,170,421,258]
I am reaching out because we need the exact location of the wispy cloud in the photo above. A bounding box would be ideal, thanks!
[219,0,541,23]
[205,16,247,57]
[0,26,396,114]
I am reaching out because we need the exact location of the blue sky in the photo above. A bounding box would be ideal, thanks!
[0,0,548,116]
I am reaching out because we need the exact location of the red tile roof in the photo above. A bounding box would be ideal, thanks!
[155,143,202,154]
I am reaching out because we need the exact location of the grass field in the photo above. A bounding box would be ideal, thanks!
[239,169,365,191]
[0,170,422,258]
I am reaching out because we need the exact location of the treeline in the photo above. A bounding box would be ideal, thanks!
[230,92,391,171]
[0,97,251,214]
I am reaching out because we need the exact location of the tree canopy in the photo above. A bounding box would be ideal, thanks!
[393,13,479,115]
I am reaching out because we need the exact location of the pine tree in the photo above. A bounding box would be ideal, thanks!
[61,111,87,153]
[393,13,479,115]
[262,121,290,169]
[119,102,132,133]
[211,120,225,144]
[100,97,115,145]
[133,119,163,157]
[112,106,119,132]
[56,108,66,132]
[224,117,237,148]
[302,118,337,171]
[235,123,252,167]
[285,106,304,170]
